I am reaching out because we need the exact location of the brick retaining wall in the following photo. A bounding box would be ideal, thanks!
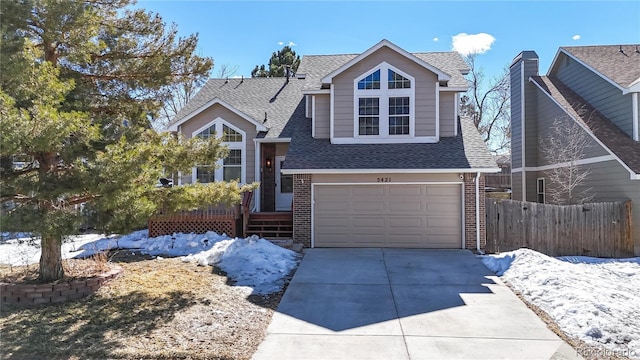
[0,266,123,307]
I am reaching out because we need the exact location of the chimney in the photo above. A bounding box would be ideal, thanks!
[285,65,292,83]
[509,50,539,202]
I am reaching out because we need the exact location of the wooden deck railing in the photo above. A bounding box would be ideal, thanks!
[148,204,240,238]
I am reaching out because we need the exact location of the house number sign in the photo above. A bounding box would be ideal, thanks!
[376,177,392,182]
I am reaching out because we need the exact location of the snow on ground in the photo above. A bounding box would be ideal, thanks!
[483,249,640,359]
[0,230,300,295]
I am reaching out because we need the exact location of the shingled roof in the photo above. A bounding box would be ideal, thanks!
[531,75,640,175]
[168,77,306,139]
[559,45,640,89]
[282,115,497,171]
[297,51,469,91]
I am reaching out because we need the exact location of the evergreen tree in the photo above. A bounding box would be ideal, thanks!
[0,0,255,281]
[251,45,300,77]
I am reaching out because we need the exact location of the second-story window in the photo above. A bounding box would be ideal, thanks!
[354,63,414,137]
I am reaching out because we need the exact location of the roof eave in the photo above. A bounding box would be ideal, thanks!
[281,167,501,175]
[319,39,452,84]
[167,98,268,132]
[550,48,626,93]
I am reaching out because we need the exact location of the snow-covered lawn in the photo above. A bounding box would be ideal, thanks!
[0,230,300,295]
[483,249,640,359]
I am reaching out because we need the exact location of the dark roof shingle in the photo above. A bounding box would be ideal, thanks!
[168,77,306,139]
[531,75,640,174]
[560,45,640,89]
[283,116,497,171]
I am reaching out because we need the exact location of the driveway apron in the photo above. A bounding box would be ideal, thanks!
[252,249,580,360]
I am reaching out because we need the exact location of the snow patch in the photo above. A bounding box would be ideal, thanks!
[0,229,300,295]
[483,249,640,358]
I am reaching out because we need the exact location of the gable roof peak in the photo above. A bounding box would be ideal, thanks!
[549,44,640,92]
[320,39,452,84]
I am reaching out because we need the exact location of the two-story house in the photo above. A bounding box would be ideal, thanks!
[510,45,640,255]
[168,39,498,250]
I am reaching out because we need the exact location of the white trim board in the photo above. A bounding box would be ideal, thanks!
[520,62,527,201]
[254,138,291,143]
[331,136,437,145]
[310,182,465,249]
[282,168,500,175]
[511,155,616,173]
[530,78,640,179]
[633,92,639,141]
[311,95,316,138]
[302,89,331,95]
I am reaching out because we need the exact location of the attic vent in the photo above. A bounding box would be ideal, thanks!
[296,73,307,79]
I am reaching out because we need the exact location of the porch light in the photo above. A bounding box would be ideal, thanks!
[265,157,272,170]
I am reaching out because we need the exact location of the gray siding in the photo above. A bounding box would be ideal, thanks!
[537,160,640,255]
[554,53,633,137]
[524,59,539,169]
[314,94,330,139]
[511,170,523,201]
[525,172,539,202]
[439,92,456,137]
[332,46,438,138]
[178,103,258,184]
[510,62,523,168]
[534,87,608,165]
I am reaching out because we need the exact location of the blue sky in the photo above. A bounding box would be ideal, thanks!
[137,1,640,80]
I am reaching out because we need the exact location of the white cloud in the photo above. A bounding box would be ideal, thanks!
[451,33,496,56]
[572,34,581,41]
[278,41,296,47]
[433,37,439,42]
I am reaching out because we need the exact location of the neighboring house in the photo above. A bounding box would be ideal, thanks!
[168,39,498,250]
[485,153,511,191]
[510,45,640,255]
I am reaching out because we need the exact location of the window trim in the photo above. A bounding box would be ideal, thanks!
[537,177,545,204]
[353,62,415,139]
[191,117,246,184]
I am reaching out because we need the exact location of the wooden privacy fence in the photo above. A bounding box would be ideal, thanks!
[485,199,633,257]
[148,205,239,238]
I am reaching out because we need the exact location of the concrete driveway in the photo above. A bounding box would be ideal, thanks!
[252,249,580,360]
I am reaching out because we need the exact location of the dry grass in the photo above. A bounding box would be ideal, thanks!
[0,251,285,360]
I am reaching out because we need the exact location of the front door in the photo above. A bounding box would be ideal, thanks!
[275,156,293,211]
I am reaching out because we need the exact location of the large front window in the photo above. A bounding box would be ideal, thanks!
[192,119,245,183]
[358,98,380,135]
[354,63,414,137]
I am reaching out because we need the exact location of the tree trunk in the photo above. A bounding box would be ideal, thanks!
[39,235,64,282]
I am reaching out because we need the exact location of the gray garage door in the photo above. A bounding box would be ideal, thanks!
[314,184,462,248]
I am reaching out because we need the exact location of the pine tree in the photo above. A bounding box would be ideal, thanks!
[251,45,300,77]
[0,0,255,281]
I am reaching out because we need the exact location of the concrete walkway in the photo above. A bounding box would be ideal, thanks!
[252,249,581,360]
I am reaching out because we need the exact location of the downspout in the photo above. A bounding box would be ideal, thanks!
[475,172,484,254]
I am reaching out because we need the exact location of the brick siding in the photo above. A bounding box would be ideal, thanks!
[464,173,486,251]
[293,174,312,247]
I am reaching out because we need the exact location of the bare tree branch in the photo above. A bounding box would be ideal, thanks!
[540,114,595,205]
[460,55,511,154]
